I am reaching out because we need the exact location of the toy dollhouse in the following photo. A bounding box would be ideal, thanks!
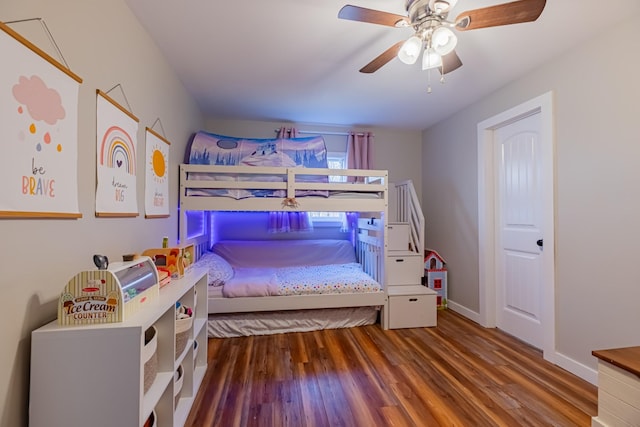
[424,249,447,309]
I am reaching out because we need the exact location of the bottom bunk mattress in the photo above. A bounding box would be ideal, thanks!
[210,262,382,298]
[198,239,383,298]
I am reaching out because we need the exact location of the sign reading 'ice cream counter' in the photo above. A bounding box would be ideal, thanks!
[58,257,159,326]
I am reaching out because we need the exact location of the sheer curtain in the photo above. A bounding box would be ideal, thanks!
[269,126,313,233]
[268,210,314,233]
[347,131,374,183]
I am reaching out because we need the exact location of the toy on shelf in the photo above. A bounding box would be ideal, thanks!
[424,249,448,309]
[181,244,194,272]
[174,301,193,359]
[143,247,184,279]
[58,255,159,326]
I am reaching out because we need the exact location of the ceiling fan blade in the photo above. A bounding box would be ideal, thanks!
[439,50,463,75]
[455,0,546,31]
[359,41,405,73]
[338,5,409,28]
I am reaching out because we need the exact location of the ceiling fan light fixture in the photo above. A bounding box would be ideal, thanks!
[339,0,546,78]
[422,48,442,70]
[432,26,457,55]
[397,35,423,65]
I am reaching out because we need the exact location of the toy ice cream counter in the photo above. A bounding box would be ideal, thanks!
[57,255,159,326]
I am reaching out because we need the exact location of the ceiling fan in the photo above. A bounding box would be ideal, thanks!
[338,0,546,78]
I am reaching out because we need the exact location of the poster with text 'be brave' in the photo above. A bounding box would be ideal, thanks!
[0,23,82,218]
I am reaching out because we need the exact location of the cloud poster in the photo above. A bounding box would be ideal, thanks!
[144,128,170,218]
[0,23,82,218]
[95,91,139,217]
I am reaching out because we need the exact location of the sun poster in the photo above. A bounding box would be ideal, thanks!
[144,128,170,218]
[95,91,139,217]
[0,23,82,218]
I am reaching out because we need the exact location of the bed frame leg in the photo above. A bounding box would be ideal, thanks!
[380,298,390,330]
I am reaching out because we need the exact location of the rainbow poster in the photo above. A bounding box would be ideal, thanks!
[0,23,82,218]
[144,127,170,218]
[95,91,139,216]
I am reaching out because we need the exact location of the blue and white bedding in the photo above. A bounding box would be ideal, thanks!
[185,131,329,199]
[277,263,381,296]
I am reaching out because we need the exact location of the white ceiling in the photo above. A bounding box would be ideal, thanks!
[125,0,640,130]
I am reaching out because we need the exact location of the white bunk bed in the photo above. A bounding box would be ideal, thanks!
[179,163,390,337]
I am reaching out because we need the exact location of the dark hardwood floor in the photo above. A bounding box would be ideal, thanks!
[186,310,597,427]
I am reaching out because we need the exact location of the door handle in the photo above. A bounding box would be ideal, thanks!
[536,239,543,248]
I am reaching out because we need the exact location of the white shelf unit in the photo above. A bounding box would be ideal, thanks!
[386,222,436,328]
[29,268,208,427]
[386,222,423,286]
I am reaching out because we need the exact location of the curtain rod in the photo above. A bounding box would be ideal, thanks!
[274,129,368,137]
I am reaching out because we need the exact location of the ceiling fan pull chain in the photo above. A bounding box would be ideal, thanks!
[427,69,433,94]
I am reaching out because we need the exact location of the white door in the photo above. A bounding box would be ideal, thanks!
[478,92,554,361]
[494,113,544,349]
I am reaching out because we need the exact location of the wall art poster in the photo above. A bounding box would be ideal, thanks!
[144,128,170,218]
[95,91,139,216]
[0,23,82,218]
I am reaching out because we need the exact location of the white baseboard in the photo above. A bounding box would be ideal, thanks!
[445,300,599,386]
[447,300,481,324]
[552,350,598,385]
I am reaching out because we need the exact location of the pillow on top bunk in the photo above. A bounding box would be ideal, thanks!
[199,252,234,286]
[184,131,330,199]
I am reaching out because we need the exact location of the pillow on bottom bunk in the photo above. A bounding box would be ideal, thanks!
[197,252,234,286]
[221,267,279,297]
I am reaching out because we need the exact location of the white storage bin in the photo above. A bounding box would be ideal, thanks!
[142,325,158,394]
[387,252,423,286]
[174,364,184,409]
[388,222,410,251]
[387,285,437,329]
[175,314,193,359]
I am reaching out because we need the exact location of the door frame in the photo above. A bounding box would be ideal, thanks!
[477,91,556,362]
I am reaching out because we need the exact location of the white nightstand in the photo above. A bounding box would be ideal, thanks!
[592,346,640,427]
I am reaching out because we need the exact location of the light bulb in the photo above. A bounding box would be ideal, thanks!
[398,36,423,65]
[422,48,442,70]
[432,27,457,55]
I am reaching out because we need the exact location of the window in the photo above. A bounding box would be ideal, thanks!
[309,152,346,225]
[326,154,346,182]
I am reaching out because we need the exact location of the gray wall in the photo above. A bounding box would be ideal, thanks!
[422,11,640,380]
[0,1,203,426]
